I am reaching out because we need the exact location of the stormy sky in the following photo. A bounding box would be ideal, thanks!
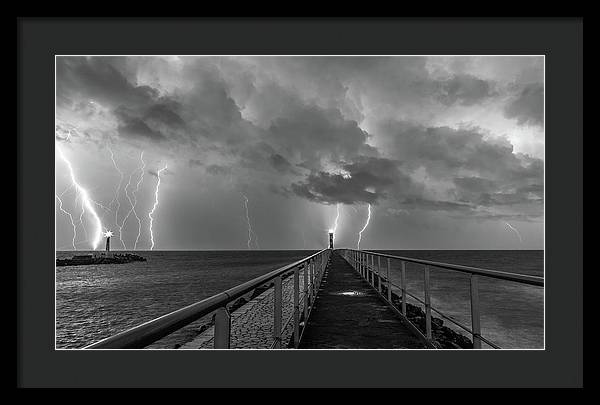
[55,56,544,251]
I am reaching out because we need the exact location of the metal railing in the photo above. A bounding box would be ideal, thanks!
[337,249,544,349]
[84,249,331,349]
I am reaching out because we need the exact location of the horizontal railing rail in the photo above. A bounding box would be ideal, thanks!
[337,248,543,349]
[361,250,544,287]
[85,249,331,349]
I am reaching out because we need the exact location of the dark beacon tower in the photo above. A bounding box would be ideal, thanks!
[105,235,111,252]
[329,231,334,249]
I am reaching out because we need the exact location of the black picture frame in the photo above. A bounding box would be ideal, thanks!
[17,17,583,388]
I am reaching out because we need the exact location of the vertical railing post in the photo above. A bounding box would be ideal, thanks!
[214,307,231,349]
[359,252,362,276]
[360,252,363,277]
[303,262,309,320]
[308,259,313,307]
[311,259,316,297]
[470,275,482,349]
[371,255,375,286]
[377,256,382,293]
[294,267,300,348]
[401,261,407,315]
[273,275,282,348]
[387,258,392,302]
[424,265,432,340]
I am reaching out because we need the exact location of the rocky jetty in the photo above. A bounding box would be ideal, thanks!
[56,253,147,267]
[381,284,473,349]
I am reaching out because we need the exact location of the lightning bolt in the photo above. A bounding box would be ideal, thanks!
[56,144,103,250]
[120,152,145,249]
[331,203,341,234]
[108,147,125,249]
[505,222,523,244]
[78,197,89,241]
[357,203,372,250]
[133,152,146,250]
[148,164,168,250]
[242,194,260,249]
[55,194,77,250]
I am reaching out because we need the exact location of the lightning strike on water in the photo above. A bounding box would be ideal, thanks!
[56,145,103,250]
[330,203,341,234]
[108,147,125,248]
[242,194,260,249]
[357,204,372,250]
[55,194,77,250]
[133,152,146,250]
[78,198,89,241]
[505,222,523,244]
[119,172,135,249]
[242,194,253,249]
[121,152,145,249]
[148,164,168,250]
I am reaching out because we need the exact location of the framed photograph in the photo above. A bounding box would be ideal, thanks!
[18,17,583,388]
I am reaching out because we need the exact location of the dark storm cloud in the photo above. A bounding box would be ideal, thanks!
[114,107,166,141]
[268,153,297,174]
[378,120,539,181]
[56,56,159,108]
[267,104,377,170]
[372,119,544,216]
[504,83,544,126]
[144,103,186,129]
[435,74,496,106]
[289,157,408,205]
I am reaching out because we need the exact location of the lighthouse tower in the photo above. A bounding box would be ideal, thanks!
[328,231,334,249]
[103,231,113,256]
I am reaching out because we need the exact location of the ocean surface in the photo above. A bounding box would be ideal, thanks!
[56,250,544,349]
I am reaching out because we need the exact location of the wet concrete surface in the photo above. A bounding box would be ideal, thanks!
[299,251,426,349]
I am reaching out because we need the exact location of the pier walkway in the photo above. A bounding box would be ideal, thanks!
[299,251,426,349]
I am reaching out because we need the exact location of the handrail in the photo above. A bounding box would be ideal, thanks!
[85,248,330,349]
[336,248,543,349]
[358,250,543,286]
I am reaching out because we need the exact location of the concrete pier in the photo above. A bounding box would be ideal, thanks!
[299,251,426,349]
